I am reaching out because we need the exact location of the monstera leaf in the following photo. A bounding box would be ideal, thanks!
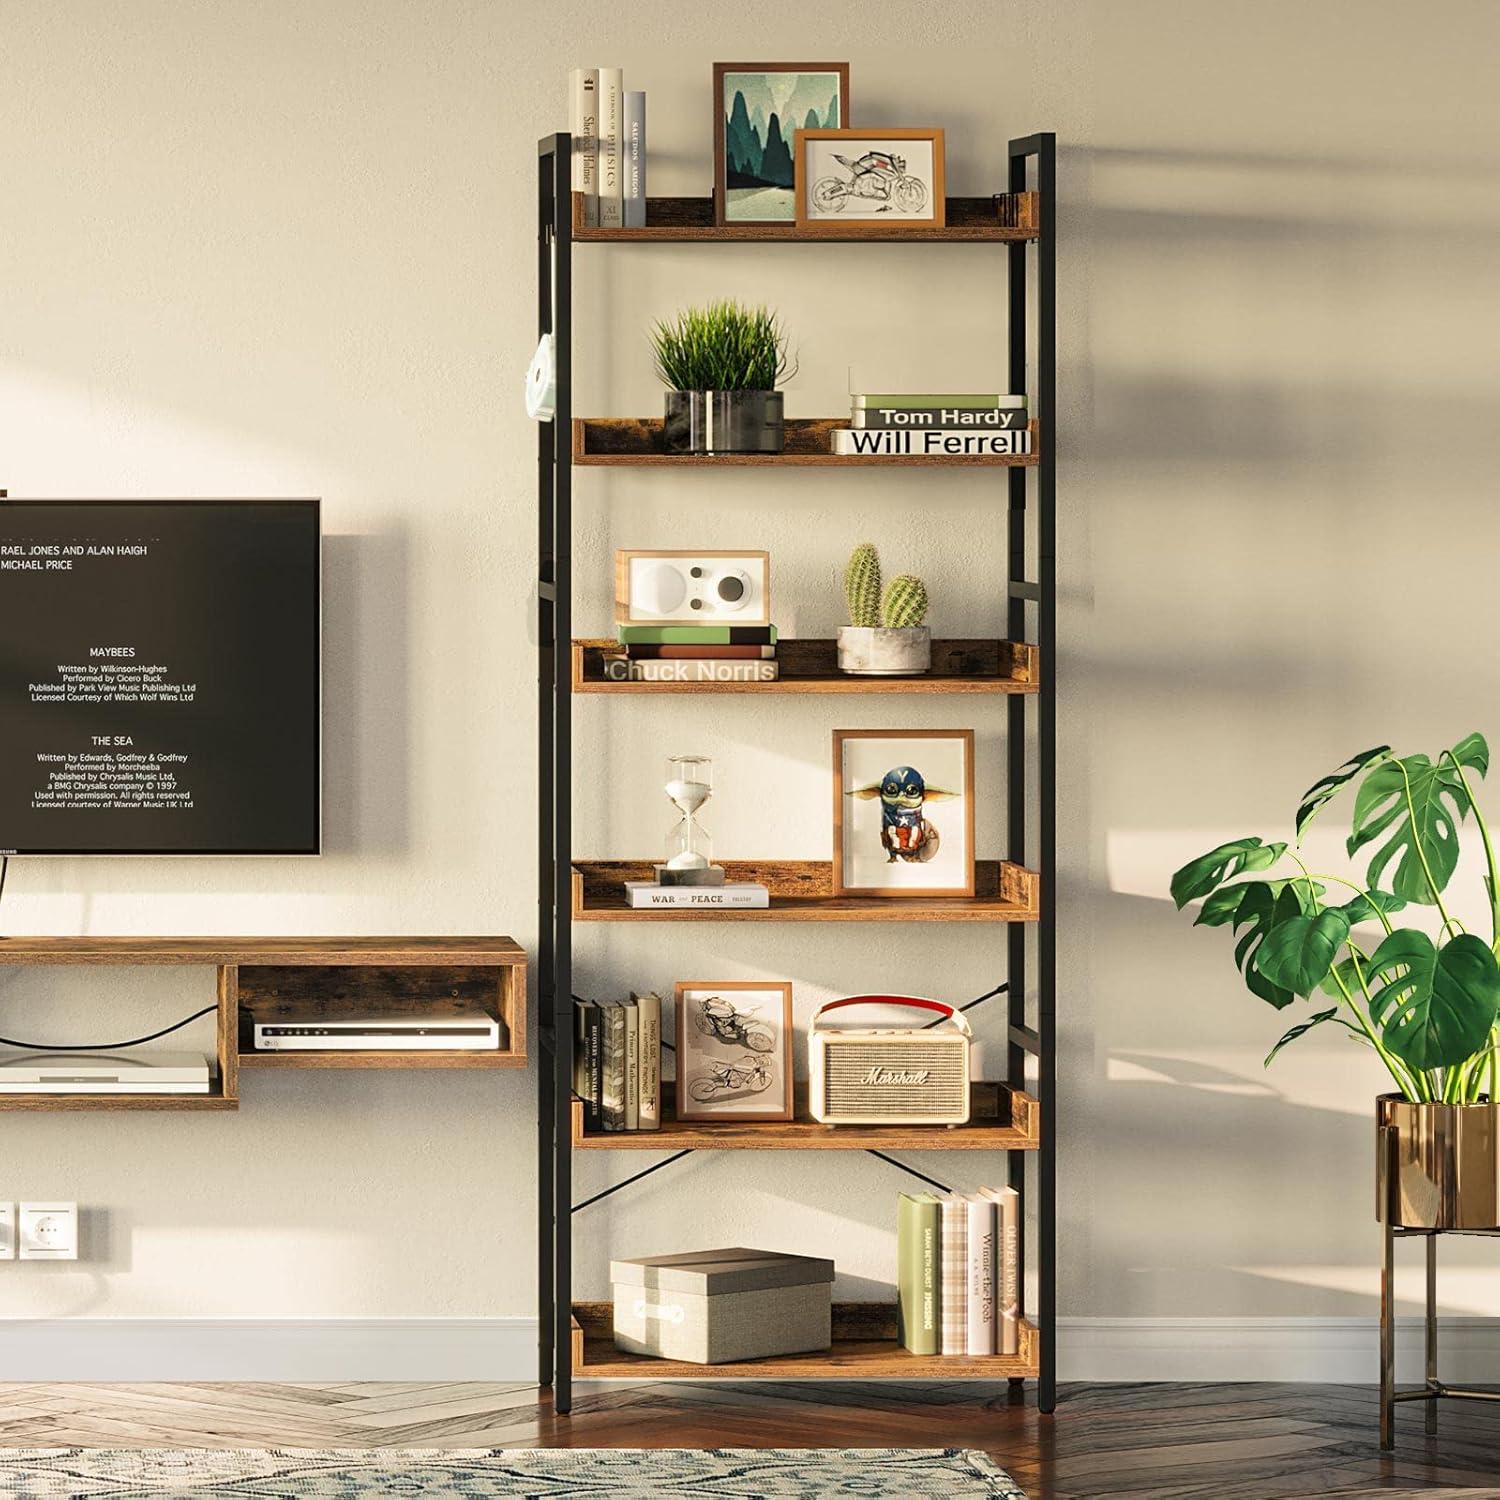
[1229,882,1311,1010]
[1171,838,1287,910]
[1365,929,1500,1071]
[1257,909,1352,998]
[1336,889,1407,925]
[1264,1006,1359,1067]
[1194,877,1323,929]
[1296,745,1390,842]
[1347,739,1489,903]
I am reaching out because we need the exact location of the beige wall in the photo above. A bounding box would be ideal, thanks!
[1,0,1498,1353]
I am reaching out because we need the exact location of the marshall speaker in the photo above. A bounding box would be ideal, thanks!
[808,995,971,1126]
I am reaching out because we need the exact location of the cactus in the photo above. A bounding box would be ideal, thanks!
[843,542,882,628]
[881,574,929,629]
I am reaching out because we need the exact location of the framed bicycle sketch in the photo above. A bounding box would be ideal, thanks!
[674,980,794,1122]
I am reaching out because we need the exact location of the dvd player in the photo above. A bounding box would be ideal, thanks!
[252,1011,501,1051]
[0,1050,211,1093]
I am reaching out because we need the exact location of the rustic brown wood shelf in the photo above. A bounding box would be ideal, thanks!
[572,639,1039,695]
[573,417,1039,467]
[572,1082,1040,1151]
[572,1302,1040,1380]
[572,860,1039,923]
[570,191,1039,243]
[0,936,527,1106]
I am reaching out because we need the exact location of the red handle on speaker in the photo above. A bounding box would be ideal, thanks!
[810,994,971,1035]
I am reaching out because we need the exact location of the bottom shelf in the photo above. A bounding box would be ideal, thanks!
[0,1091,237,1112]
[572,1301,1038,1380]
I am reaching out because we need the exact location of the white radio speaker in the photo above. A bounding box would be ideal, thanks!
[808,995,971,1126]
[615,550,770,625]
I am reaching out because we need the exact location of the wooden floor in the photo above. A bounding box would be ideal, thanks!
[1,1380,1499,1496]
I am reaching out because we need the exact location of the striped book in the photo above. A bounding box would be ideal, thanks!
[939,1194,969,1356]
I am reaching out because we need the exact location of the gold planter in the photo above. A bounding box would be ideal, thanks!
[1377,1093,1500,1229]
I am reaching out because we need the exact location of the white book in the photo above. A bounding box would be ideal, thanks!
[623,996,639,1129]
[850,393,1026,409]
[832,429,1032,458]
[623,882,769,909]
[634,990,661,1130]
[623,91,646,228]
[568,68,599,228]
[597,67,623,229]
[963,1192,997,1355]
[981,1185,1021,1355]
[938,1194,969,1356]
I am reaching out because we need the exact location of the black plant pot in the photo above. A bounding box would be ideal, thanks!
[662,390,784,454]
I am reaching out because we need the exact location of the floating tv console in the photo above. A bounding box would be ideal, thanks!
[0,936,527,1110]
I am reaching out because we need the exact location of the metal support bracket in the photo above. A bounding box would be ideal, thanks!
[571,1149,696,1214]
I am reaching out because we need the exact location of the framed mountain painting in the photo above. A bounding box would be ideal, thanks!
[713,62,850,225]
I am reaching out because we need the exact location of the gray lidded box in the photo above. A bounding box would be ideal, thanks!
[611,1247,835,1364]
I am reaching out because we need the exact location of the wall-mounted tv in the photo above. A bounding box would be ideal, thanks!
[0,500,321,855]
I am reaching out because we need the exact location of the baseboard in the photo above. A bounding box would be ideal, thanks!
[4,1315,1496,1383]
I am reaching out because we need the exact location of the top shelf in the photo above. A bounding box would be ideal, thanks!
[0,936,527,967]
[570,192,1039,244]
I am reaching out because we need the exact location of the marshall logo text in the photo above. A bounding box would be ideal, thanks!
[861,1066,931,1087]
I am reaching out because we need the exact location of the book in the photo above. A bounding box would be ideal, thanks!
[617,624,778,645]
[623,91,646,228]
[624,644,777,660]
[853,408,1027,430]
[600,1000,627,1131]
[939,1194,969,1356]
[851,393,1024,409]
[567,69,599,228]
[982,1185,1021,1355]
[831,429,1032,458]
[623,882,769,909]
[963,1192,998,1355]
[581,1002,603,1131]
[897,1191,941,1355]
[603,659,779,683]
[634,990,661,1130]
[597,68,623,230]
[622,995,639,1130]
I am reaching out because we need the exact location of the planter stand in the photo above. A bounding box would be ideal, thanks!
[1379,1123,1500,1448]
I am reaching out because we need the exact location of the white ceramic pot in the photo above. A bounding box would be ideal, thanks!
[836,626,931,676]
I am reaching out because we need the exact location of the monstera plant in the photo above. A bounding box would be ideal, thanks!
[1172,733,1500,1105]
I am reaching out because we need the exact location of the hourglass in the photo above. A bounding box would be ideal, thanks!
[657,754,725,886]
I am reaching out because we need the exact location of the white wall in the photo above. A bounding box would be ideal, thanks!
[2,0,1498,1378]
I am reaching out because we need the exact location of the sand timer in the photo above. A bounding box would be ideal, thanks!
[659,754,723,885]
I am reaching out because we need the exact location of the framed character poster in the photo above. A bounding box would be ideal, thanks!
[833,729,975,898]
[675,980,794,1122]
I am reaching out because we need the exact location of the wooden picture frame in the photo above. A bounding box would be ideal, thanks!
[832,729,975,898]
[795,128,946,231]
[675,980,794,1122]
[713,62,851,227]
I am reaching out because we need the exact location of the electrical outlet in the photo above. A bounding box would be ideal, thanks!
[19,1202,77,1260]
[0,1203,14,1260]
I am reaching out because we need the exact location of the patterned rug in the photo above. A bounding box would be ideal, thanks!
[0,1447,1024,1497]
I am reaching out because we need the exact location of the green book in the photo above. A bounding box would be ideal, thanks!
[616,624,778,645]
[852,393,1024,410]
[897,1191,942,1355]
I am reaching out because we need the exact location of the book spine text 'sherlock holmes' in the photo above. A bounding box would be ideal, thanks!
[853,407,1027,430]
[832,428,1032,457]
[568,69,599,228]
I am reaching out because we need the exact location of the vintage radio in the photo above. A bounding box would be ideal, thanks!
[615,550,770,625]
[808,995,971,1126]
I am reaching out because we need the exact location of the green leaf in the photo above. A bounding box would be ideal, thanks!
[1365,930,1500,1071]
[1171,838,1287,910]
[1195,877,1322,928]
[1449,732,1490,777]
[1258,910,1352,997]
[1231,882,1304,1010]
[1295,746,1390,842]
[1337,889,1407,924]
[1318,954,1363,999]
[1347,754,1471,903]
[1264,1007,1351,1067]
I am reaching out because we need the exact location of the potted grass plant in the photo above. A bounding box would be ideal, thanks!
[651,300,795,455]
[1172,733,1500,1229]
[837,542,931,675]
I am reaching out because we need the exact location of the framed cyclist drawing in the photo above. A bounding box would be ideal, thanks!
[674,981,794,1123]
[794,128,946,231]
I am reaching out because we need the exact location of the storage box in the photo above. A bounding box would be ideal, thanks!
[611,1247,835,1364]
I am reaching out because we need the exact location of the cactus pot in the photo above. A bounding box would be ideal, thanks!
[837,626,931,676]
[663,390,784,455]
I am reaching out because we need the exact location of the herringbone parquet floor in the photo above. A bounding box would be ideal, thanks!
[2,1380,1499,1497]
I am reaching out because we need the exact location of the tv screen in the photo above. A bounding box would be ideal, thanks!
[0,500,321,855]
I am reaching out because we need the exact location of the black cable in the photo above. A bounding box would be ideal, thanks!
[0,1004,219,1052]
[0,855,8,911]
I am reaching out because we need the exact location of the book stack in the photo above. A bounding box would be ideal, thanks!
[568,69,645,229]
[601,623,780,685]
[832,393,1031,458]
[574,993,662,1132]
[897,1187,1021,1356]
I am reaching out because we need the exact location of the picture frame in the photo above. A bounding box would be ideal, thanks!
[713,62,851,226]
[832,729,975,898]
[795,128,946,231]
[674,980,794,1122]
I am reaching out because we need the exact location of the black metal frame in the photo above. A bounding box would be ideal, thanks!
[537,129,1057,1417]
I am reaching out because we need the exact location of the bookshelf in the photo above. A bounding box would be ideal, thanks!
[537,130,1056,1410]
